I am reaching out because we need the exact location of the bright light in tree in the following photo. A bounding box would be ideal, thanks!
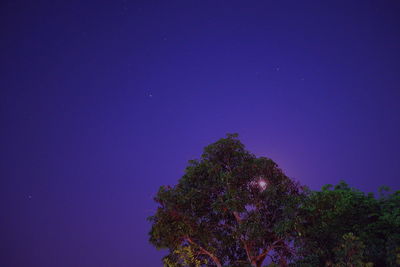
[249,178,268,191]
[258,179,267,191]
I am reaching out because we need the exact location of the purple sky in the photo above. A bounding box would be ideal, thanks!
[1,1,400,266]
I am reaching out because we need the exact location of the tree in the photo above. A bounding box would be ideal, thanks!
[331,233,373,267]
[377,189,400,266]
[293,182,400,266]
[163,245,209,267]
[148,134,304,267]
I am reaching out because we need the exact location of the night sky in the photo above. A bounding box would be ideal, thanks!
[1,1,400,266]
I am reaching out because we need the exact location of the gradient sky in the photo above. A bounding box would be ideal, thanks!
[1,1,400,266]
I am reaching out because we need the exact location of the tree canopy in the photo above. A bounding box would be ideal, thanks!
[148,134,304,267]
[148,134,400,266]
[294,182,400,266]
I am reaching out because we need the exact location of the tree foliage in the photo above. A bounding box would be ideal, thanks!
[148,134,400,266]
[148,134,304,267]
[330,233,373,267]
[163,245,209,267]
[294,182,400,266]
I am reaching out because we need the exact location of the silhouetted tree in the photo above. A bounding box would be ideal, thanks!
[293,182,400,266]
[148,134,400,266]
[148,134,304,267]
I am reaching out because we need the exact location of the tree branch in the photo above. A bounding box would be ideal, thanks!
[185,237,222,267]
[252,238,286,267]
[233,211,242,222]
[233,211,254,264]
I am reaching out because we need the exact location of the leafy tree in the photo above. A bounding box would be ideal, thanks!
[163,245,209,267]
[148,134,304,267]
[293,182,400,266]
[378,189,400,266]
[330,233,373,267]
